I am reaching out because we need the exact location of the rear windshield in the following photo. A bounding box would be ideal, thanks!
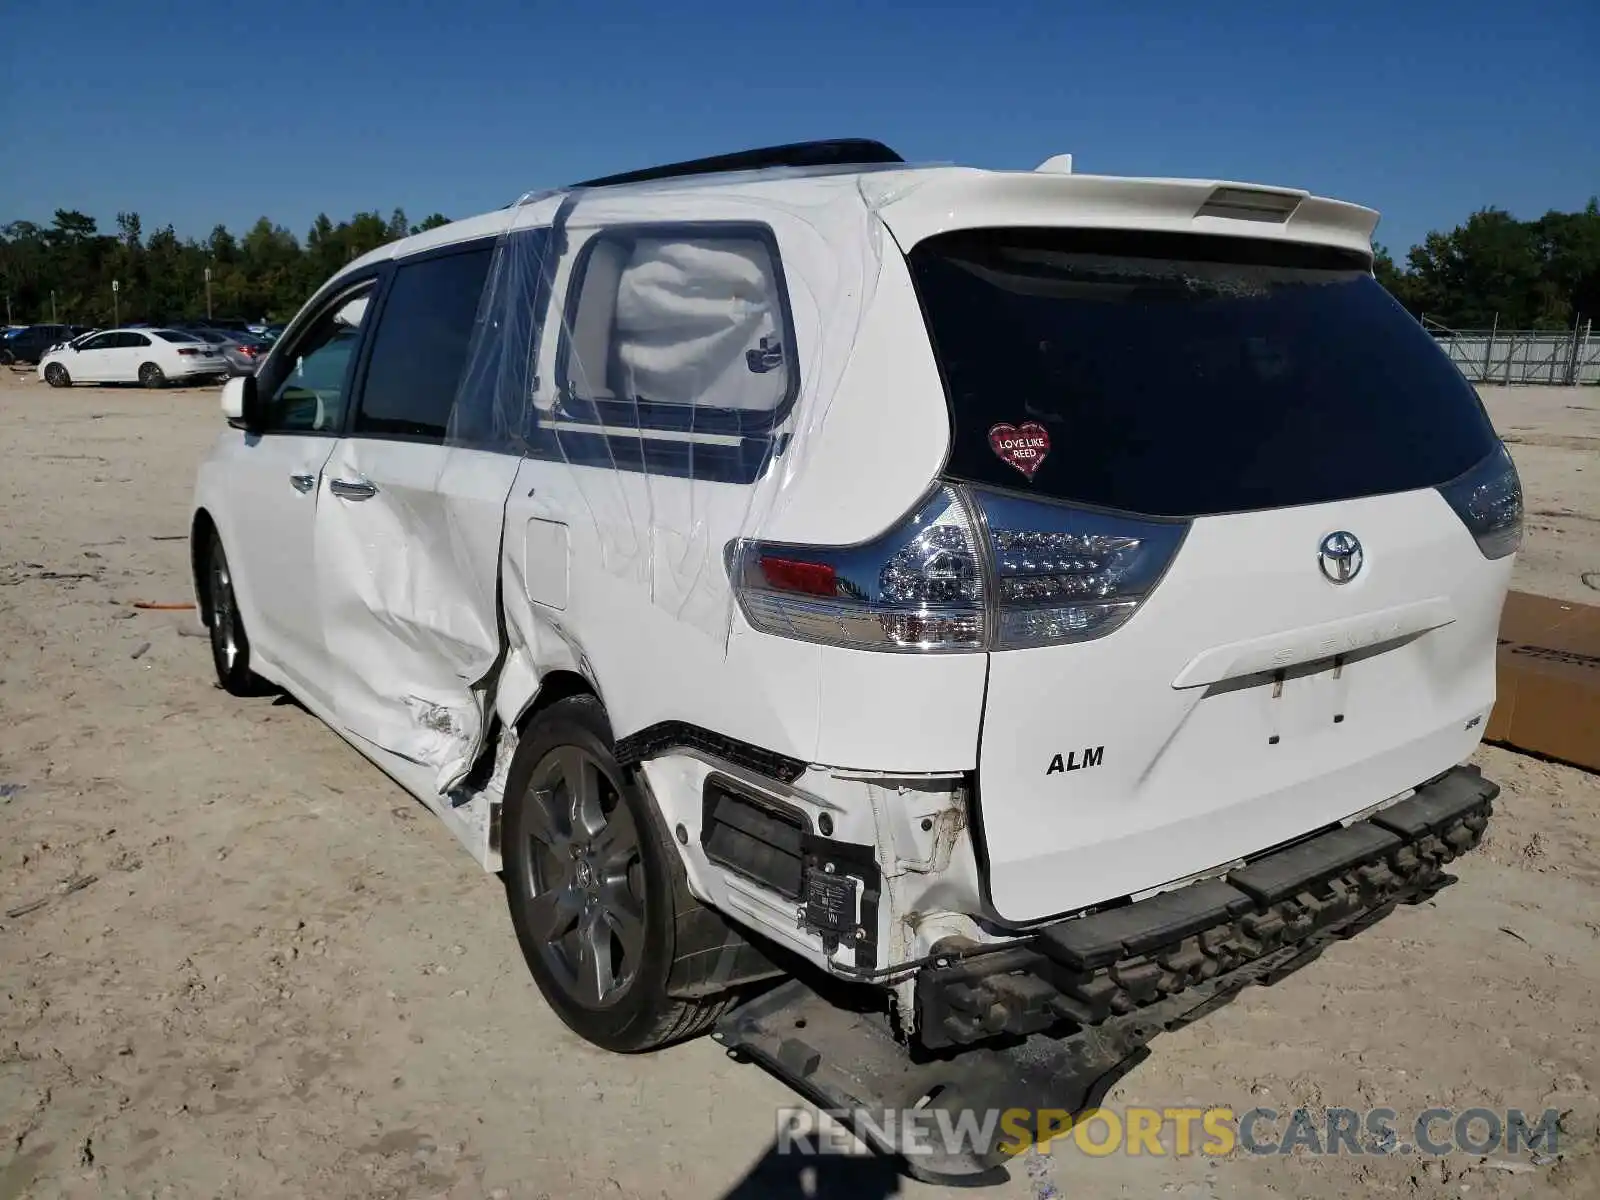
[907,229,1498,517]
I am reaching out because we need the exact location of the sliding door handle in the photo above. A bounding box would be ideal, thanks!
[328,477,378,501]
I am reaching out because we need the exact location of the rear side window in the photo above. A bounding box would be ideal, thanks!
[558,226,795,433]
[908,229,1498,517]
[356,245,494,441]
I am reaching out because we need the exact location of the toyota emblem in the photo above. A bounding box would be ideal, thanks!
[1318,531,1364,584]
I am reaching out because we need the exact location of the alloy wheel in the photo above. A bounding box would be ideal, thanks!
[208,552,238,673]
[521,745,646,1009]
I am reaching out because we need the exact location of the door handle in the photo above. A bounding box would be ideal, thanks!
[329,477,379,501]
[289,472,316,494]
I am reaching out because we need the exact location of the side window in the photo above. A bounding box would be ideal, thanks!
[261,284,375,434]
[559,227,795,433]
[80,333,118,351]
[354,245,493,442]
[126,333,151,348]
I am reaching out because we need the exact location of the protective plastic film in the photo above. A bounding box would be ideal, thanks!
[447,171,890,652]
[313,192,563,793]
[446,189,564,452]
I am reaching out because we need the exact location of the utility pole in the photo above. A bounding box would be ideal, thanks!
[205,266,213,319]
[112,279,120,327]
[4,294,11,326]
[51,291,57,323]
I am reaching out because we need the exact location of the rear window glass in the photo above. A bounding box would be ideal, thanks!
[907,229,1498,517]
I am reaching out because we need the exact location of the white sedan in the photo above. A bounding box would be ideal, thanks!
[39,328,229,388]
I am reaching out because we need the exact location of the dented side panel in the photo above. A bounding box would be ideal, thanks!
[314,440,523,791]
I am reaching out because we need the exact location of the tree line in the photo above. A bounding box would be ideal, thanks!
[1375,199,1600,331]
[0,208,452,327]
[3,198,1598,331]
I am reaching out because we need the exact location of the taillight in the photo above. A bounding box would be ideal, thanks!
[729,484,1188,652]
[237,344,260,356]
[1438,444,1522,560]
[974,488,1189,648]
[178,347,201,356]
[758,556,837,596]
[731,486,987,651]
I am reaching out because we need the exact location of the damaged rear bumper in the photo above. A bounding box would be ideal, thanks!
[918,763,1496,1049]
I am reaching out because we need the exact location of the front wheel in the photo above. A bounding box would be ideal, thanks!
[502,695,732,1052]
[0,349,15,366]
[204,531,261,695]
[138,362,166,388]
[43,362,71,388]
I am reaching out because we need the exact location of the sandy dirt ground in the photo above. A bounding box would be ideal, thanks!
[1478,385,1600,605]
[1,373,1596,1200]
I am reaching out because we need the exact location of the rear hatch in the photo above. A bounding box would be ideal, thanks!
[905,227,1518,924]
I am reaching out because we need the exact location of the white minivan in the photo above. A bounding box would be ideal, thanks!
[192,140,1515,1079]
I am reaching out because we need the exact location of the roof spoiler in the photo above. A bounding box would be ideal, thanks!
[574,139,905,189]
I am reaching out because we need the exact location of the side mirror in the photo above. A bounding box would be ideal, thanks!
[220,374,261,431]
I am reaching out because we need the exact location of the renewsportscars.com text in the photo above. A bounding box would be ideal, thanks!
[776,1105,1563,1160]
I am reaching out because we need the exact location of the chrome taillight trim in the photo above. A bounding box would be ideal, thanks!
[728,484,989,653]
[729,481,1193,653]
[969,485,1191,650]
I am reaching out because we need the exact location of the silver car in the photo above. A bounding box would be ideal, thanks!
[181,327,269,375]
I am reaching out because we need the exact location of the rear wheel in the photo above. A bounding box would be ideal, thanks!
[44,362,71,388]
[204,531,260,695]
[503,695,732,1051]
[138,362,166,388]
[0,349,15,366]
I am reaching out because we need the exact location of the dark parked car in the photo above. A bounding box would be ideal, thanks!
[1,324,92,365]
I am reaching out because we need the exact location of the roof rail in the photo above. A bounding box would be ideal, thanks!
[574,138,904,189]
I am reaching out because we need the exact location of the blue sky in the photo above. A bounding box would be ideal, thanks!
[2,0,1595,258]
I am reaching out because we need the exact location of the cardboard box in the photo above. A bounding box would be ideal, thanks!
[1484,591,1600,771]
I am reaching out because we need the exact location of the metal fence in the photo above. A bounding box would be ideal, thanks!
[1425,317,1598,385]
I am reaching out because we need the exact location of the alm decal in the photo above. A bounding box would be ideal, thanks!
[1047,746,1104,775]
[988,422,1050,480]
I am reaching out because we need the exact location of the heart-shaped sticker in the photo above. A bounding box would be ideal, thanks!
[988,421,1051,480]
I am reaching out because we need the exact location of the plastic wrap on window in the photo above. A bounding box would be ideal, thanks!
[353,190,563,790]
[444,189,563,453]
[307,173,898,796]
[444,172,889,651]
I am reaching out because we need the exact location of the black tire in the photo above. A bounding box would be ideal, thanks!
[203,531,260,696]
[502,695,732,1052]
[44,362,71,388]
[0,349,14,366]
[138,362,166,388]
